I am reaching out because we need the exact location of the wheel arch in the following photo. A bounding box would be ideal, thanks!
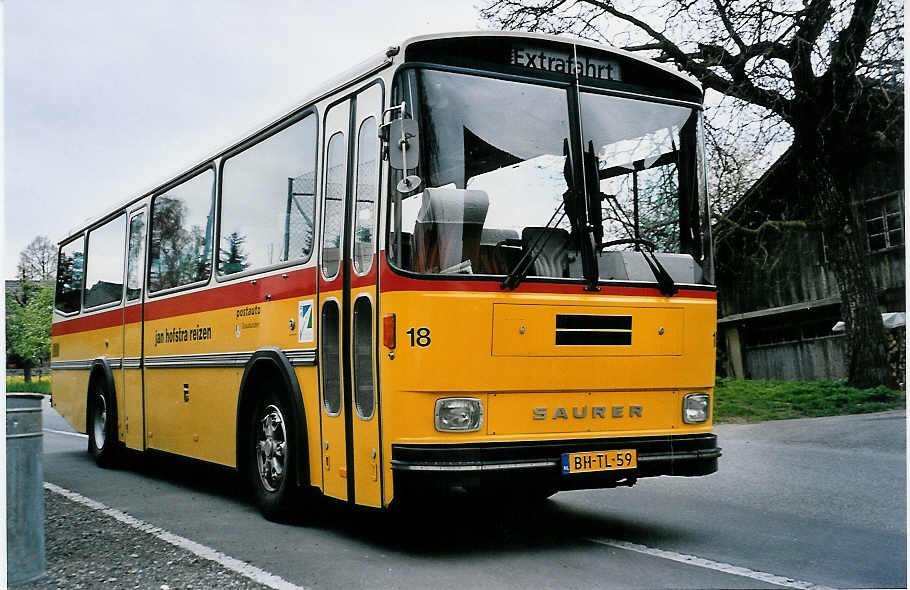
[236,347,310,488]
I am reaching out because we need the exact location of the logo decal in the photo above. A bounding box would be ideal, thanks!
[298,300,314,343]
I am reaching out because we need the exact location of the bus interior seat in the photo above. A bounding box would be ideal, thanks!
[396,232,413,270]
[598,250,702,284]
[414,188,489,273]
[597,250,630,280]
[478,228,520,274]
[522,227,572,278]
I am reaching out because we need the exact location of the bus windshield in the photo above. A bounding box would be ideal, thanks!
[388,67,710,285]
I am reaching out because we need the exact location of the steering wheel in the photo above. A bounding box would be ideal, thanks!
[600,238,657,251]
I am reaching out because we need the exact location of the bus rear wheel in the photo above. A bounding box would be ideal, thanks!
[88,380,120,467]
[249,391,299,521]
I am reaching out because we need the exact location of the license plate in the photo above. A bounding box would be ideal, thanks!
[562,449,637,474]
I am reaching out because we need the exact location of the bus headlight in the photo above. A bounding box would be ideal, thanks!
[435,398,483,432]
[683,393,710,424]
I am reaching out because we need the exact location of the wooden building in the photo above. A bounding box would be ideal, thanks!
[715,148,904,384]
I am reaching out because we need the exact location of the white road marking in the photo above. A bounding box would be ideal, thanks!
[44,482,309,590]
[588,537,834,590]
[44,428,88,438]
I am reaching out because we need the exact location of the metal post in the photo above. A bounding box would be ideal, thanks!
[6,393,46,585]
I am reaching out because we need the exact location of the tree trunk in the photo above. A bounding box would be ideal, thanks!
[23,365,32,383]
[801,152,895,388]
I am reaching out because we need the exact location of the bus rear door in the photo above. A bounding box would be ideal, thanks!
[122,207,147,450]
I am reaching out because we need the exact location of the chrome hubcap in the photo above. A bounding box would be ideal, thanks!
[93,392,107,450]
[256,404,287,492]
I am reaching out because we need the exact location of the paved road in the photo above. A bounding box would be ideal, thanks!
[40,401,906,589]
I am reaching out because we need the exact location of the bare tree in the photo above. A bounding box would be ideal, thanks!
[481,0,903,387]
[17,235,57,284]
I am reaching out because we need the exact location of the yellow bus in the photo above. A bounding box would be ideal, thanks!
[51,31,719,519]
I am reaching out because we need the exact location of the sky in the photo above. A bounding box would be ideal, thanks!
[4,1,483,278]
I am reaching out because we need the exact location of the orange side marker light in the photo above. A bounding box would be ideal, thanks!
[383,313,396,349]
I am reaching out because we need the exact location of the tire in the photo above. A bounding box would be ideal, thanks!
[88,379,121,468]
[249,390,302,521]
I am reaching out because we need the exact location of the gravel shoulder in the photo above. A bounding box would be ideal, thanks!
[17,490,272,590]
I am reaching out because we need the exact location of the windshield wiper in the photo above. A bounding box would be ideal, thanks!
[501,139,577,291]
[601,238,678,296]
[500,202,567,290]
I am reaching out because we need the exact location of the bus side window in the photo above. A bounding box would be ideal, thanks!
[219,113,318,276]
[148,169,215,293]
[126,212,146,301]
[55,236,85,314]
[322,132,347,280]
[353,116,378,275]
[84,214,126,309]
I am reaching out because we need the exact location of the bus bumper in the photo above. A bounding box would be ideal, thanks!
[391,433,720,495]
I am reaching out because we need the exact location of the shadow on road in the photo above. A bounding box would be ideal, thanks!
[98,448,695,557]
[317,492,697,557]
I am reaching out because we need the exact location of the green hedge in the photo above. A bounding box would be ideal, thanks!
[714,377,905,423]
[6,378,52,394]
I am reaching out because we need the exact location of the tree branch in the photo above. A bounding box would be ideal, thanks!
[788,0,833,95]
[712,0,746,52]
[828,0,881,82]
[585,0,792,119]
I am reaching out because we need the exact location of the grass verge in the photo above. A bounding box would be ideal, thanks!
[714,377,905,423]
[6,375,52,394]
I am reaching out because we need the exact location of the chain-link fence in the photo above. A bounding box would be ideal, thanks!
[285,172,316,260]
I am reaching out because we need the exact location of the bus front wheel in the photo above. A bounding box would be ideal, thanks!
[249,391,298,521]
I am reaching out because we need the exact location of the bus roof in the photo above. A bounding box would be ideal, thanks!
[60,31,700,243]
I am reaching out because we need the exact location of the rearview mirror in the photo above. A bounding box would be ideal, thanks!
[385,118,419,171]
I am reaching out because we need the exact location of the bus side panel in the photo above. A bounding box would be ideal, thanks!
[142,283,319,471]
[122,366,144,449]
[294,365,323,492]
[49,366,90,434]
[144,366,241,466]
[144,301,237,466]
[50,321,124,435]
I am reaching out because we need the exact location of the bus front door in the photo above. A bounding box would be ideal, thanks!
[318,83,383,507]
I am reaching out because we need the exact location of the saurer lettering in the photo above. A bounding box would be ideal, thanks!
[533,406,643,420]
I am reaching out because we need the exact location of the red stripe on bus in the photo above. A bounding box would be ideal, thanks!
[52,303,144,336]
[144,267,318,321]
[316,255,378,291]
[53,268,320,335]
[350,256,377,289]
[124,304,142,324]
[52,307,123,336]
[377,255,717,300]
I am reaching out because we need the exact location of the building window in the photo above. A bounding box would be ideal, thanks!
[865,191,903,252]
